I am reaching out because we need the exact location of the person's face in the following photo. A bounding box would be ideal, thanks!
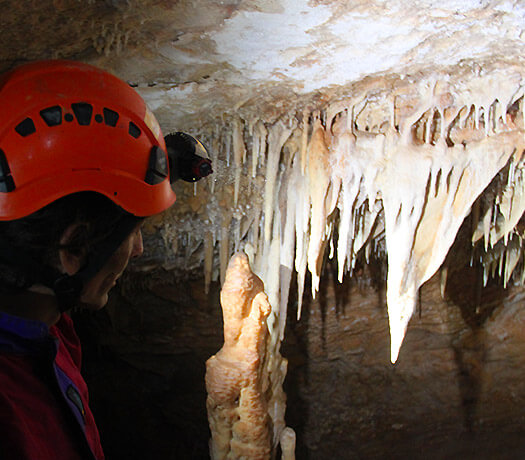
[79,225,144,309]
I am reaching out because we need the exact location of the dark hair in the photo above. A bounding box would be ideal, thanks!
[0,192,130,292]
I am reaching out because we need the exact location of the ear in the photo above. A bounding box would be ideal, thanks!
[59,223,87,275]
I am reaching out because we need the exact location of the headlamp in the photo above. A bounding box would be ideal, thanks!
[164,132,214,183]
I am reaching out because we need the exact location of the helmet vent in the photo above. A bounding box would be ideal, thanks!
[129,121,141,139]
[40,106,62,127]
[0,149,15,192]
[15,118,36,137]
[103,108,119,127]
[71,103,93,126]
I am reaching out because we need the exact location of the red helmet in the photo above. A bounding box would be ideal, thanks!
[0,60,176,220]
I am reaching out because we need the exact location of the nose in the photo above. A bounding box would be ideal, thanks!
[131,229,144,259]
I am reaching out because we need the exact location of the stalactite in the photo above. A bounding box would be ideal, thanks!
[306,112,333,296]
[379,130,435,363]
[220,211,233,286]
[331,109,358,282]
[264,214,281,318]
[440,267,448,298]
[480,231,524,288]
[294,157,310,320]
[202,77,523,362]
[300,109,309,175]
[250,202,263,266]
[210,127,221,195]
[278,154,302,339]
[204,231,214,294]
[251,120,268,178]
[232,117,246,206]
[383,128,522,362]
[225,129,232,167]
[351,201,381,271]
[200,68,524,456]
[473,152,525,250]
[250,120,261,178]
[263,121,294,244]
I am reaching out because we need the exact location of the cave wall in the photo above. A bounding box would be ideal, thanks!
[287,266,525,459]
[76,254,525,459]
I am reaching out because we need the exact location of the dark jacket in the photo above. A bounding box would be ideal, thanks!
[0,311,104,459]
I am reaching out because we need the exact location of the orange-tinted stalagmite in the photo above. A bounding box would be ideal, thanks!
[205,252,273,460]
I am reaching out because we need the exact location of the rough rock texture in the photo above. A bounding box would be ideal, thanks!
[285,264,525,459]
[1,0,523,130]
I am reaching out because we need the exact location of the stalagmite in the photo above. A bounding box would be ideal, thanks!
[205,253,294,460]
[279,427,296,460]
[206,253,272,459]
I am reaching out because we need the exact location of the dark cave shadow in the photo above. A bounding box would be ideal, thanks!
[318,252,387,332]
[284,253,388,459]
[437,160,521,436]
[445,260,508,433]
[282,271,311,460]
[74,279,222,460]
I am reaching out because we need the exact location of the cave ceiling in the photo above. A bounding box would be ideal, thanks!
[1,0,523,129]
[2,0,524,361]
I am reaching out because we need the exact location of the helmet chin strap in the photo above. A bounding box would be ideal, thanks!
[0,215,142,313]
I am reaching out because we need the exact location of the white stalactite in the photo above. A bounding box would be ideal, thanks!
[204,231,214,294]
[204,69,525,457]
[232,117,246,206]
[300,110,309,175]
[306,112,333,296]
[263,121,294,244]
[209,82,524,362]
